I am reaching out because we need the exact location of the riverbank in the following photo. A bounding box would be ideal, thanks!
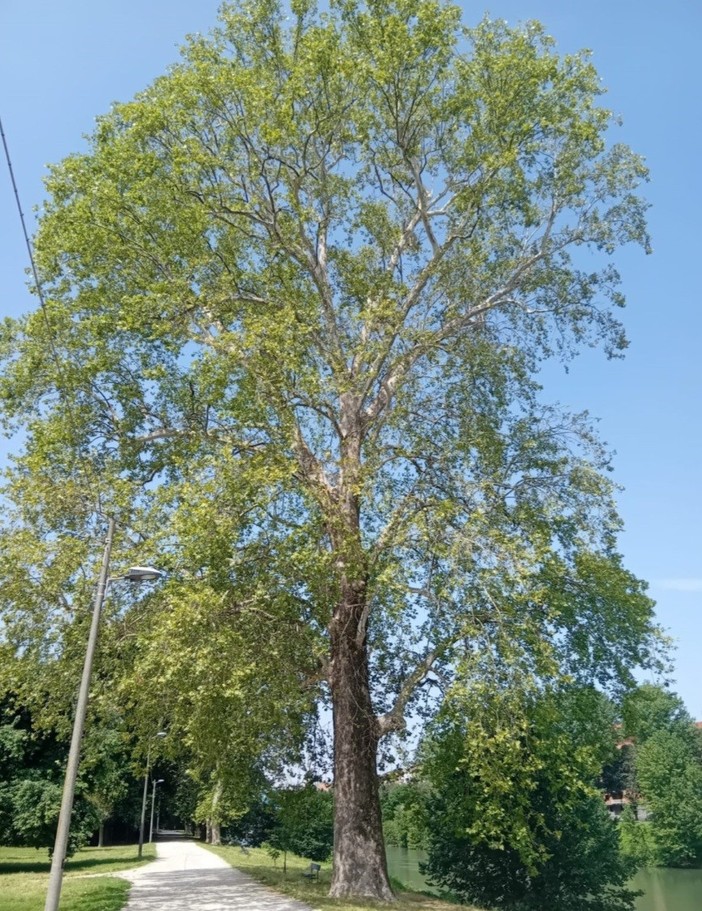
[386,844,702,911]
[205,844,477,911]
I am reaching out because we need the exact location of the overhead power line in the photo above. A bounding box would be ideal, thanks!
[0,114,107,520]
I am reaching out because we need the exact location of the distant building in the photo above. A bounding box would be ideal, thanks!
[604,721,701,819]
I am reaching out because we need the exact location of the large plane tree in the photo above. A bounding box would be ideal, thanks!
[0,0,656,899]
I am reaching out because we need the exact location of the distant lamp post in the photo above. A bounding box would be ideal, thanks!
[44,521,164,911]
[138,733,167,858]
[149,779,165,844]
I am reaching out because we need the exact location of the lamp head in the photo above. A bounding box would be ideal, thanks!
[122,566,165,583]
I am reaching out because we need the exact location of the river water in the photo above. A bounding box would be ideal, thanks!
[631,867,702,911]
[385,845,702,910]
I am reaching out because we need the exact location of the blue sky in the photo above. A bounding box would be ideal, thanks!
[1,1,700,716]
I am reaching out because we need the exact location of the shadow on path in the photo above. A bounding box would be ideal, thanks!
[121,841,313,911]
[125,870,310,909]
[0,851,146,876]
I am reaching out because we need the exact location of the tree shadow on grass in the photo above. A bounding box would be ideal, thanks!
[0,858,49,875]
[225,861,331,900]
[57,878,130,911]
[0,850,143,876]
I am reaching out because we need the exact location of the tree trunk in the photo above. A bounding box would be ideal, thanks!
[329,578,394,901]
[210,776,223,846]
[98,822,104,848]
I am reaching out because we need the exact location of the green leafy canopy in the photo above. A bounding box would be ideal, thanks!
[0,0,657,842]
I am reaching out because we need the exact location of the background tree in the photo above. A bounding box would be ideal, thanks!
[80,719,132,848]
[117,575,318,846]
[621,685,702,867]
[0,697,99,855]
[268,783,334,868]
[0,0,655,899]
[635,731,702,867]
[223,791,277,847]
[421,684,638,911]
[618,804,655,868]
[622,685,696,745]
[598,742,635,799]
[381,781,429,850]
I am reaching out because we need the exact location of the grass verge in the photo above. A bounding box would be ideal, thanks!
[205,844,476,911]
[0,844,156,911]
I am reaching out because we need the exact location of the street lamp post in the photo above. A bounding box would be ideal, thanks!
[43,521,163,911]
[44,519,115,911]
[149,779,165,844]
[138,735,166,858]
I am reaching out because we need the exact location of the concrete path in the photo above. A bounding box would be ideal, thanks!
[119,840,314,911]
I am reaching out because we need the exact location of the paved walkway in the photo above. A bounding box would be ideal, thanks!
[119,840,314,911]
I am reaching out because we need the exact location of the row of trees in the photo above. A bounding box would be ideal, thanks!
[0,695,140,853]
[4,678,699,911]
[0,688,335,861]
[0,0,659,900]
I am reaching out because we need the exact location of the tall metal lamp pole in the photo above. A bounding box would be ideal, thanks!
[44,519,115,911]
[44,529,164,911]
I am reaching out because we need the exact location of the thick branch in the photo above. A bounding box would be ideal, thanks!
[409,156,441,256]
[291,423,334,499]
[376,646,444,737]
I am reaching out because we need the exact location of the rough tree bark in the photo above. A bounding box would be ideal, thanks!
[329,576,394,900]
[326,420,395,900]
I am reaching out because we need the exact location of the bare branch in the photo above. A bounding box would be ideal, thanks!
[130,427,181,444]
[291,423,334,497]
[376,645,444,737]
[362,207,559,429]
[386,207,423,276]
[409,157,440,256]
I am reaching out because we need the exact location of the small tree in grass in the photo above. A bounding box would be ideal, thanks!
[269,784,334,871]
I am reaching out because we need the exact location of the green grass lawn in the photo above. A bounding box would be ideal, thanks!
[205,844,477,911]
[0,844,156,911]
